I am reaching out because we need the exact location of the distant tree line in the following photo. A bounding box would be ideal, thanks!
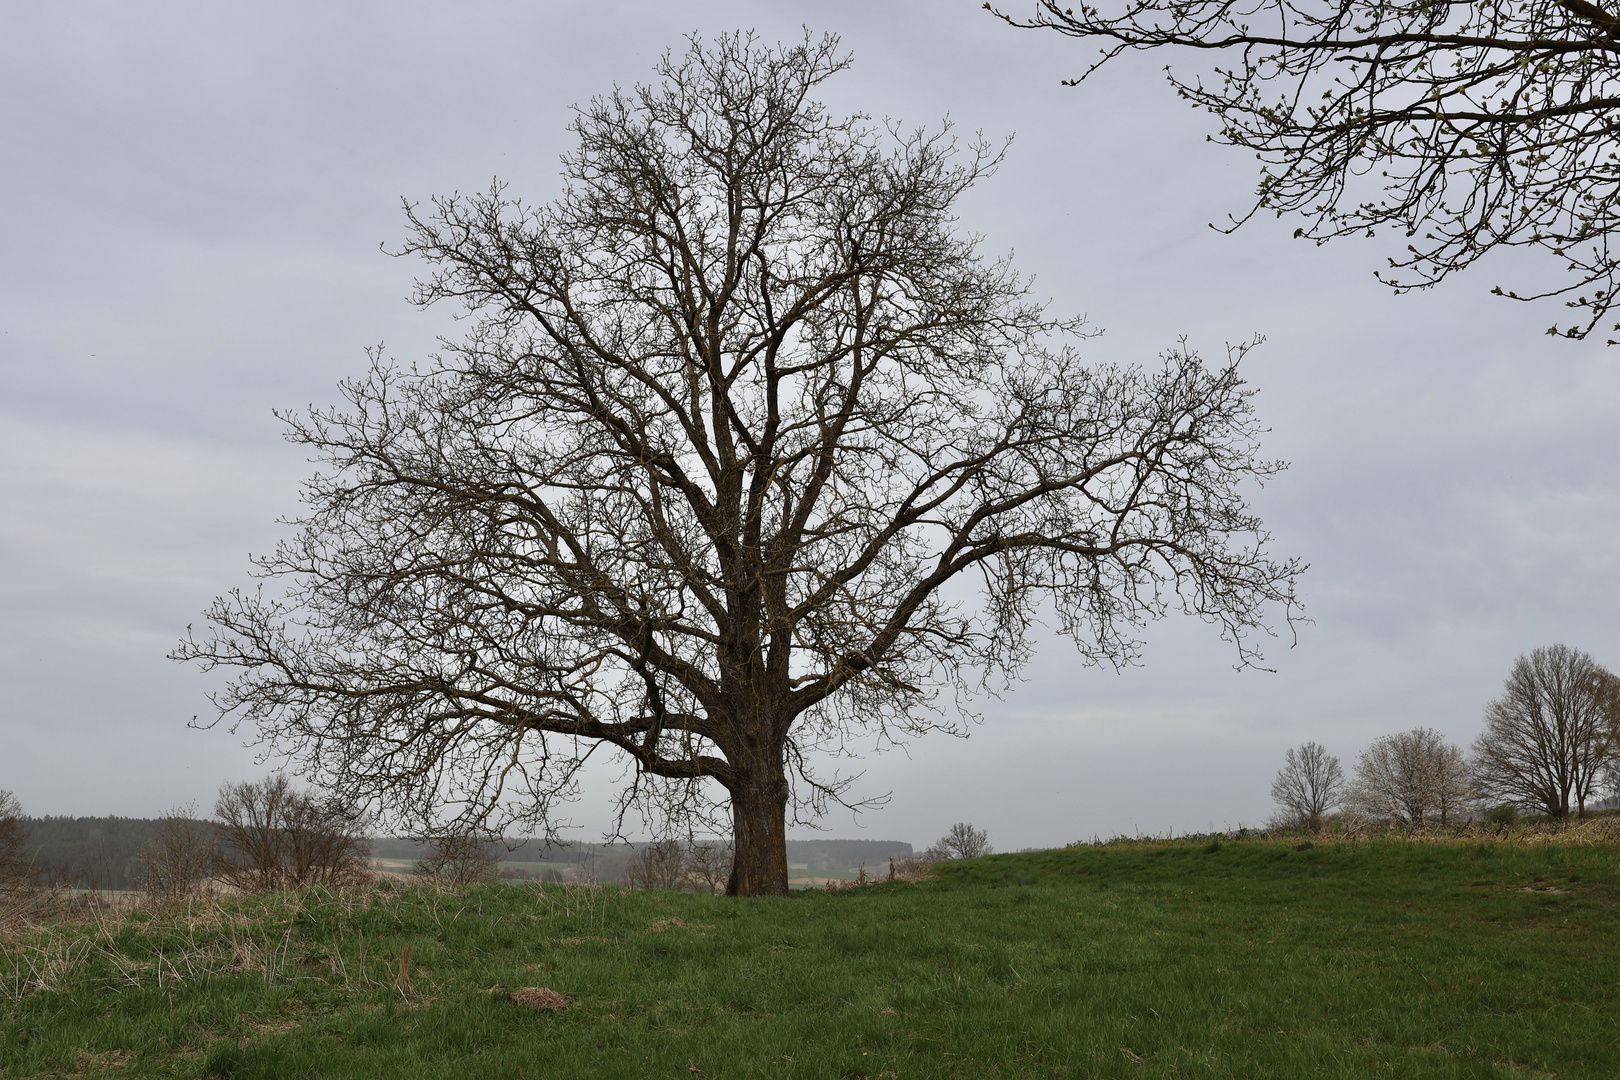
[1271,644,1620,831]
[5,815,157,891]
[1,778,924,898]
[0,778,372,904]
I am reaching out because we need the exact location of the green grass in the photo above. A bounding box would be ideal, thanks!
[4,838,1618,1078]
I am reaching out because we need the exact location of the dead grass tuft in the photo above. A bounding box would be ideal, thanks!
[66,1048,134,1076]
[512,986,568,1010]
[252,1017,301,1035]
[822,855,936,891]
[1080,812,1620,853]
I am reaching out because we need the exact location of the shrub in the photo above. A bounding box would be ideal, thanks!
[0,791,28,891]
[623,839,688,891]
[0,790,62,929]
[139,806,219,903]
[686,840,733,894]
[214,776,370,891]
[1486,804,1520,828]
[414,834,500,885]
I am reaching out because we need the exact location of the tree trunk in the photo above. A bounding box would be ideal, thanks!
[726,773,790,897]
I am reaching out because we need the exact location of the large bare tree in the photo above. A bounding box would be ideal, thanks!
[997,0,1620,341]
[175,32,1301,896]
[1345,728,1473,826]
[1472,643,1616,818]
[1269,741,1343,831]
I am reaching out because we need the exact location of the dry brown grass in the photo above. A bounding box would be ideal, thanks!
[1072,811,1620,853]
[511,986,567,1010]
[819,854,938,891]
[64,1048,134,1076]
[0,883,393,1003]
[1320,813,1620,847]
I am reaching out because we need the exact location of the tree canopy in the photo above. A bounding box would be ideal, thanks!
[1344,728,1472,825]
[1270,741,1344,831]
[996,0,1620,340]
[1473,644,1616,818]
[176,31,1301,896]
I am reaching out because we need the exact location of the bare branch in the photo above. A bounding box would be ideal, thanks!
[998,0,1620,339]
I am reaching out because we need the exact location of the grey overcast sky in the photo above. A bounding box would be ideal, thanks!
[2,1,1616,849]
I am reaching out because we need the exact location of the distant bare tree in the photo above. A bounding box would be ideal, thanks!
[214,776,371,891]
[930,822,992,860]
[0,791,56,927]
[0,790,31,892]
[1269,742,1344,832]
[1473,644,1617,820]
[139,804,219,902]
[1600,669,1620,805]
[624,839,689,891]
[174,30,1302,897]
[415,833,501,885]
[1345,729,1473,827]
[686,839,734,895]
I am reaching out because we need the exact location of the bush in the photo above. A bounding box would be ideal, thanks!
[214,776,370,891]
[0,790,63,928]
[1486,804,1520,827]
[623,839,688,891]
[139,806,219,903]
[686,840,733,894]
[0,791,28,891]
[414,834,500,885]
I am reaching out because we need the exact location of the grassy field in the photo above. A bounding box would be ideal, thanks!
[3,837,1618,1078]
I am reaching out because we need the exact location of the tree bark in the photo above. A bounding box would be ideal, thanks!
[726,769,790,897]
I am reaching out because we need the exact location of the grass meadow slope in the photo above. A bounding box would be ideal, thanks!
[3,837,1618,1078]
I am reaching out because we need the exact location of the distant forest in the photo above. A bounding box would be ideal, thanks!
[19,817,156,891]
[19,818,912,890]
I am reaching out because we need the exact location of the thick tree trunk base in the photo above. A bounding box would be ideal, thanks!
[727,785,789,897]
